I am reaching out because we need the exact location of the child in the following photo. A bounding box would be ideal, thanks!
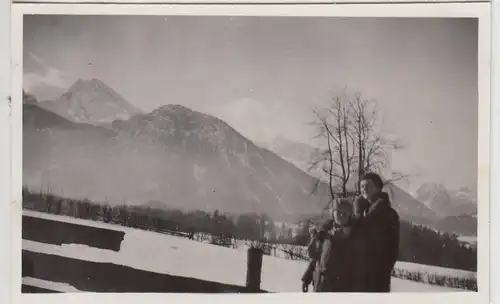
[301,220,334,292]
[314,198,367,292]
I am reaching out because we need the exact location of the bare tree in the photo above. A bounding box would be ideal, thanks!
[350,92,407,192]
[309,88,406,202]
[309,91,356,199]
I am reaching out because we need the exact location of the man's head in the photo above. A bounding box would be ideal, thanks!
[360,172,384,202]
[332,198,353,226]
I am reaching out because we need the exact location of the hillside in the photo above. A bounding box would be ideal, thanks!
[385,183,439,225]
[23,104,117,194]
[261,136,323,179]
[110,104,330,218]
[432,215,477,237]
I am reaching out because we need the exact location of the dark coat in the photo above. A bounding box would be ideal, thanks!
[302,259,316,287]
[353,196,370,220]
[302,235,323,287]
[361,192,400,292]
[313,224,367,292]
[303,225,330,289]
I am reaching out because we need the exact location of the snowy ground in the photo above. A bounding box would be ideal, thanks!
[23,277,80,293]
[22,210,467,293]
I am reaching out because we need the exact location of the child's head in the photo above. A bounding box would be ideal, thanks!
[314,219,334,240]
[332,198,353,226]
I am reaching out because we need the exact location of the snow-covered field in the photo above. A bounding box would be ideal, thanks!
[22,210,467,293]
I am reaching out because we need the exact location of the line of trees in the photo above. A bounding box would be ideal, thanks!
[398,221,476,271]
[22,187,296,244]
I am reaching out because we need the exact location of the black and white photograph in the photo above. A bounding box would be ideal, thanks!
[13,3,491,297]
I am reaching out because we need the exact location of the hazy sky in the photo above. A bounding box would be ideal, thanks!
[23,15,478,192]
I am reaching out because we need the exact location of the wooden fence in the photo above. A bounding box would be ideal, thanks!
[22,213,266,293]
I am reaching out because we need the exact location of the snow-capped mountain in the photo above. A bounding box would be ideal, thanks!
[415,183,477,217]
[23,100,329,221]
[412,183,477,235]
[38,78,142,125]
[415,183,454,218]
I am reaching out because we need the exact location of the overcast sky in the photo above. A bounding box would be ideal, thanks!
[23,15,478,192]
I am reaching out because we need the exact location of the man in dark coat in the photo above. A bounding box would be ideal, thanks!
[359,172,400,293]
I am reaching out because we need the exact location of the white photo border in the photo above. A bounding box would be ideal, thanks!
[0,0,11,303]
[490,0,500,303]
[9,0,492,4]
[8,2,492,304]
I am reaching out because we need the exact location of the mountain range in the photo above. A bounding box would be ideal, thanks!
[23,78,477,235]
[23,80,333,222]
[414,183,477,218]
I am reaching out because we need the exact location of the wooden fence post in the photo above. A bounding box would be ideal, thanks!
[246,247,264,292]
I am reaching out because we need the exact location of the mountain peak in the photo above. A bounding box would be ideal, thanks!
[413,182,477,217]
[417,182,447,192]
[152,104,194,116]
[415,182,455,217]
[149,104,233,131]
[74,78,84,85]
[39,78,142,125]
[68,78,111,94]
